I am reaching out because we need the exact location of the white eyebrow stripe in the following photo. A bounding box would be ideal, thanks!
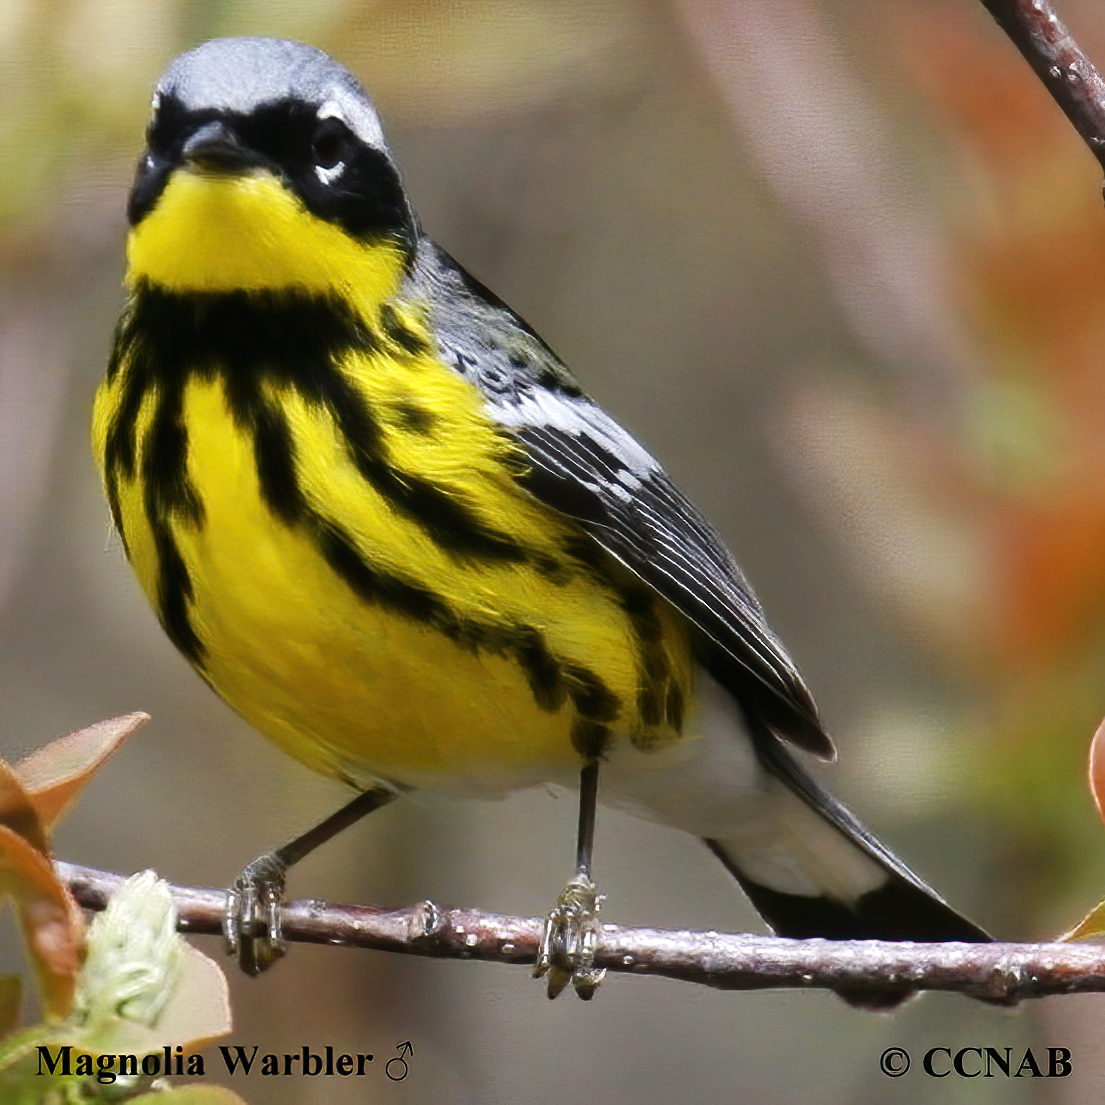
[317,95,385,149]
[316,100,346,122]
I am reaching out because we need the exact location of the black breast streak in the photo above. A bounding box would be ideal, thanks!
[379,303,430,357]
[317,366,530,564]
[104,303,207,663]
[142,473,203,663]
[142,373,205,527]
[116,283,539,568]
[139,378,207,660]
[620,585,670,729]
[103,466,129,557]
[391,398,439,435]
[309,509,620,749]
[514,627,569,712]
[104,326,151,483]
[250,399,306,524]
[107,283,621,747]
[561,662,620,760]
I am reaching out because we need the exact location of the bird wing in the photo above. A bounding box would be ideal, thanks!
[421,245,833,758]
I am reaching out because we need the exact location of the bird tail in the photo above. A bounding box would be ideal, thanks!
[703,836,989,944]
[701,731,989,1007]
[709,729,990,946]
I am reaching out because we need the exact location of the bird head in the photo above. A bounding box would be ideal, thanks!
[125,37,417,302]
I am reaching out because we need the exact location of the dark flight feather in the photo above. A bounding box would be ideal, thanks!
[419,241,833,758]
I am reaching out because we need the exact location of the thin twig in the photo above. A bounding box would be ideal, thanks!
[979,0,1105,174]
[58,862,1105,1004]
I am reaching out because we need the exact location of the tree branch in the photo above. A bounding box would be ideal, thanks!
[52,6,1105,1012]
[979,0,1105,174]
[58,862,1105,1004]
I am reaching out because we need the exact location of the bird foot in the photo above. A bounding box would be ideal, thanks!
[533,870,607,999]
[224,852,288,976]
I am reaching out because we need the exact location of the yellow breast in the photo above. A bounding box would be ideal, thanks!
[94,326,692,794]
[93,165,692,795]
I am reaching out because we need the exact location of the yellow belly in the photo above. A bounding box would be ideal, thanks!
[179,455,582,792]
[98,373,690,793]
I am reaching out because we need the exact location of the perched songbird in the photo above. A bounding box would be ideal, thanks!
[93,37,989,999]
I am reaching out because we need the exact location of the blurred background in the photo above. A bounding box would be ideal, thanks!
[4,0,1105,1100]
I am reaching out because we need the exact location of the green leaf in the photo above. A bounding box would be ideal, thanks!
[1059,897,1105,941]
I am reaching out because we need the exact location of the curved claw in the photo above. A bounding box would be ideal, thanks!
[224,853,288,976]
[533,870,607,999]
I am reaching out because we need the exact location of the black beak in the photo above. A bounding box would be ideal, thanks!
[181,120,256,174]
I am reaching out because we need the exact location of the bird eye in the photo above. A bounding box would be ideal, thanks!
[312,117,352,172]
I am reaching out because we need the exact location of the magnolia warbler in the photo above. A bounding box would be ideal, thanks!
[93,37,989,999]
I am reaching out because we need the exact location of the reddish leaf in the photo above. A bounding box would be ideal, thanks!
[0,826,84,1019]
[1089,718,1105,825]
[15,714,149,830]
[0,761,48,858]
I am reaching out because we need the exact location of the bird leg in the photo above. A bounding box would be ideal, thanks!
[534,760,607,999]
[225,783,401,975]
